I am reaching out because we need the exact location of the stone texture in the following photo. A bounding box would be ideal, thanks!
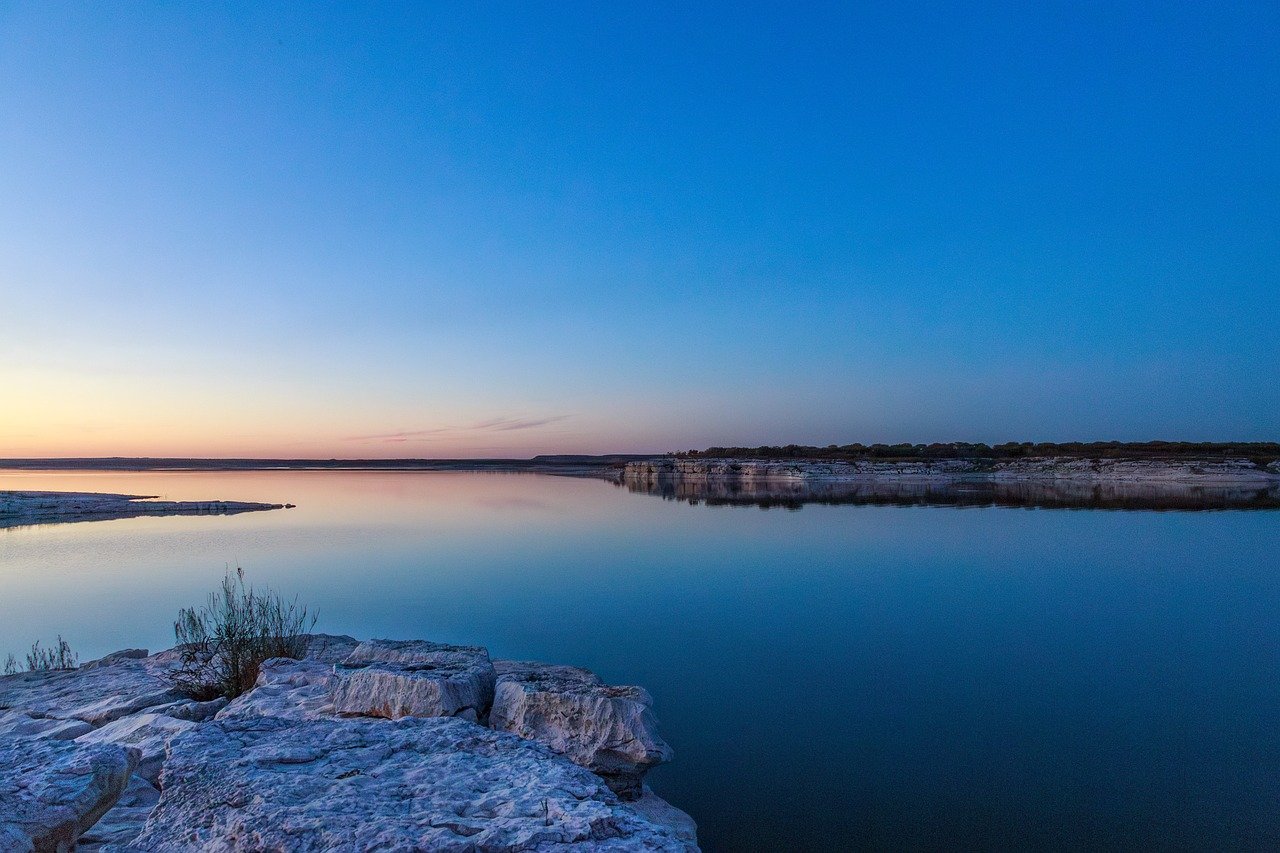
[491,660,674,799]
[144,697,228,723]
[217,658,338,721]
[76,713,197,786]
[80,651,148,671]
[0,709,93,741]
[78,775,160,852]
[303,634,360,664]
[0,656,180,726]
[330,639,496,722]
[110,716,695,852]
[631,786,699,847]
[0,736,138,852]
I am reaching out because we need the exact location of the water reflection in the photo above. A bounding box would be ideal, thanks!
[618,474,1280,510]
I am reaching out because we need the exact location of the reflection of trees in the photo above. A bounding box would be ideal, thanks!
[618,475,1280,511]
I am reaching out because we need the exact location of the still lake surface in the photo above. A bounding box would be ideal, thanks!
[2,468,1279,850]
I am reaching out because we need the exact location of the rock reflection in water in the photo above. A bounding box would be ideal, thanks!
[618,476,1280,511]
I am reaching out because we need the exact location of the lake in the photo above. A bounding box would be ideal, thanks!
[2,468,1279,850]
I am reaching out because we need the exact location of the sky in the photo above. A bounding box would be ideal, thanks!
[1,2,1277,457]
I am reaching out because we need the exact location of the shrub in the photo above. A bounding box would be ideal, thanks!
[169,567,317,700]
[2,636,79,674]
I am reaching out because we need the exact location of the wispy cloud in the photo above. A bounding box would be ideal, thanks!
[471,415,571,432]
[345,415,571,443]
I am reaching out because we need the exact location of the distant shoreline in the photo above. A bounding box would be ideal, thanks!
[0,455,655,474]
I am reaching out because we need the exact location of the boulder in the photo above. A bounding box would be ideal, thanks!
[76,713,197,786]
[330,639,496,722]
[0,736,138,852]
[216,658,338,721]
[491,660,674,798]
[111,716,696,851]
[78,775,160,852]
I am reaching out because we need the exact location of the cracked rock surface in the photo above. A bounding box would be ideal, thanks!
[331,639,497,722]
[109,716,694,852]
[0,736,138,852]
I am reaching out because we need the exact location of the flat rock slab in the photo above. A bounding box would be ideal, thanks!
[217,658,338,721]
[0,736,138,852]
[491,660,674,799]
[331,639,496,722]
[0,710,93,741]
[76,713,197,786]
[0,657,180,726]
[110,716,695,852]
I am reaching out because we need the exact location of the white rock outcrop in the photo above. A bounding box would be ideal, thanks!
[0,657,180,726]
[76,713,196,786]
[330,639,497,722]
[216,657,338,721]
[0,636,697,850]
[0,736,138,852]
[491,660,674,799]
[110,716,694,852]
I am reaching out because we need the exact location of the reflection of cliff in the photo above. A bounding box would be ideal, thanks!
[618,459,1280,511]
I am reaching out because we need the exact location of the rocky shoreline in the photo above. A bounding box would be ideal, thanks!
[0,492,291,530]
[618,457,1280,510]
[0,636,697,851]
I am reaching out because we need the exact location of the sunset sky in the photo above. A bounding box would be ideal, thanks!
[2,2,1277,457]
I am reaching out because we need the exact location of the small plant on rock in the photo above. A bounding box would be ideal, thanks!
[170,567,316,700]
[24,636,78,671]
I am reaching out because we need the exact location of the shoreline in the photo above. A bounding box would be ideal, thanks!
[0,491,291,530]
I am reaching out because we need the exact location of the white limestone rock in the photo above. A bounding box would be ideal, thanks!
[491,660,674,799]
[0,709,93,741]
[330,639,496,722]
[303,633,361,664]
[0,656,180,726]
[216,657,338,721]
[78,774,160,852]
[80,651,148,671]
[144,696,228,723]
[76,713,196,786]
[109,716,696,852]
[0,736,138,852]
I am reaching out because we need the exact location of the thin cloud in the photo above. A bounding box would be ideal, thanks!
[345,415,571,443]
[474,415,571,432]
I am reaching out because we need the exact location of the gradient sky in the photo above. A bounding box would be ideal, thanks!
[2,2,1277,457]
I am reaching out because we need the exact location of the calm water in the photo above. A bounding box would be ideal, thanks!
[3,469,1279,850]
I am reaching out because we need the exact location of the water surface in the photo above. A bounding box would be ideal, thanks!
[2,469,1278,850]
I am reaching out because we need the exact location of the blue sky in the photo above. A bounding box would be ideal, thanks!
[1,2,1276,456]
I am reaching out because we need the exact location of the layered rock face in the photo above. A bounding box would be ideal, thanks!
[331,639,497,722]
[0,635,694,851]
[491,660,674,799]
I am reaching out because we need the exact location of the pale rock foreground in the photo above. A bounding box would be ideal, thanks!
[0,635,696,850]
[107,716,695,852]
[74,713,196,786]
[330,639,497,722]
[0,736,137,853]
[491,660,674,799]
